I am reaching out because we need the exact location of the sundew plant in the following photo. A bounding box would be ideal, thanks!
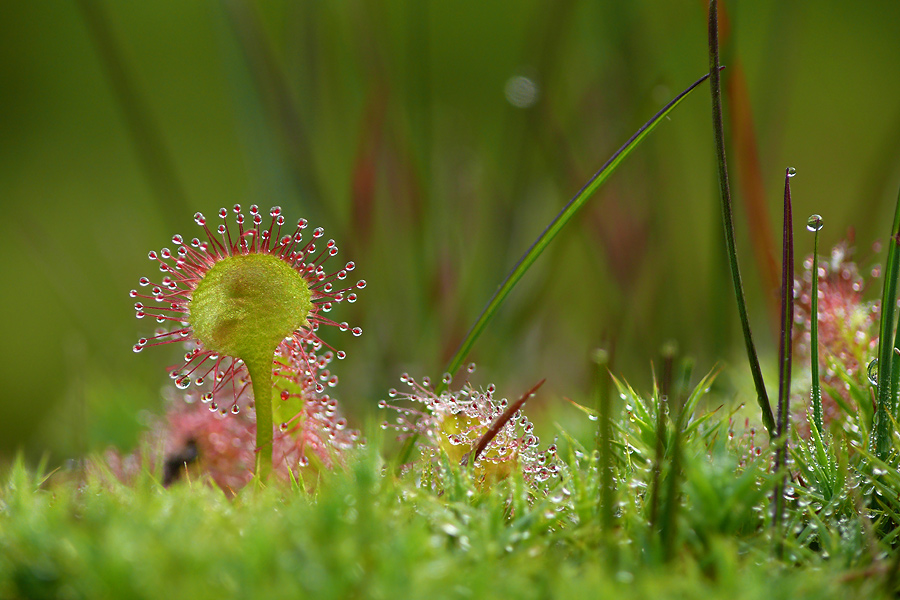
[128,205,364,483]
[3,1,900,598]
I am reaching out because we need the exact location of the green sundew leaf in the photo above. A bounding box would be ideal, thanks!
[440,71,716,384]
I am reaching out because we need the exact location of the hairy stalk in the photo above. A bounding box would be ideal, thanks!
[708,0,775,437]
[648,377,667,531]
[874,185,900,458]
[649,346,676,536]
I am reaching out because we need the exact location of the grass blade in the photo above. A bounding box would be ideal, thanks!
[440,70,715,386]
[874,185,900,459]
[715,0,780,320]
[708,0,775,437]
[807,214,824,436]
[772,167,796,540]
[395,73,713,471]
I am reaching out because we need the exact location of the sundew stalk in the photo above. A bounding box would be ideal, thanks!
[807,214,824,436]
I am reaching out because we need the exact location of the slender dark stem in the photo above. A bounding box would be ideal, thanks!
[772,167,795,542]
[708,0,775,437]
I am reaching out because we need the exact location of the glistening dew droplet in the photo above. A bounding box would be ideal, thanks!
[867,358,880,386]
[806,214,823,232]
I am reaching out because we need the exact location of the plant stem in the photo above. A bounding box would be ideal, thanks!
[809,217,824,436]
[772,167,795,541]
[245,356,274,479]
[708,0,775,437]
[874,185,900,459]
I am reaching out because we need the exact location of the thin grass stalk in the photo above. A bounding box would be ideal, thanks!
[439,70,716,387]
[75,0,188,229]
[808,214,824,436]
[874,186,900,459]
[891,195,900,421]
[394,73,715,470]
[714,0,780,321]
[460,380,545,467]
[772,167,795,544]
[708,0,775,437]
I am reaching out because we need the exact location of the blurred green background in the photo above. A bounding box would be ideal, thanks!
[2,0,899,463]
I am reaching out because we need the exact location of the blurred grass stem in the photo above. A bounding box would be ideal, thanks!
[75,0,189,228]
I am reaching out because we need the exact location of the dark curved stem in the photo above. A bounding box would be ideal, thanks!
[709,0,775,437]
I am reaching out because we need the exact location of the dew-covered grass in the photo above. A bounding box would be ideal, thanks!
[3,351,900,600]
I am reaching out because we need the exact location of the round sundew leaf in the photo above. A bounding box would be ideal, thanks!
[189,253,313,366]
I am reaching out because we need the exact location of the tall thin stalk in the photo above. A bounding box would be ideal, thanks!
[708,0,775,437]
[772,167,796,538]
[807,214,824,436]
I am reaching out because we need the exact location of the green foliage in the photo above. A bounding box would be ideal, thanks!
[4,392,900,600]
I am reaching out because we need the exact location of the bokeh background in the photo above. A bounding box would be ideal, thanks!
[2,0,899,463]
